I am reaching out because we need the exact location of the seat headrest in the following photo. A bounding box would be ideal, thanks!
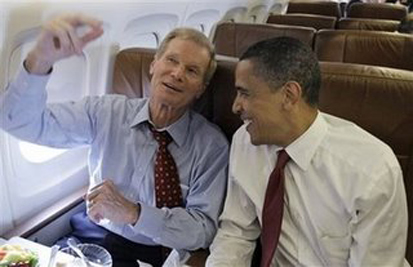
[348,3,408,20]
[319,61,413,161]
[112,47,155,98]
[213,22,316,57]
[287,1,342,18]
[267,14,337,30]
[315,29,413,71]
[337,18,400,32]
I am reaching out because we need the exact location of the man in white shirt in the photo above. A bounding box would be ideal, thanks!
[206,37,409,266]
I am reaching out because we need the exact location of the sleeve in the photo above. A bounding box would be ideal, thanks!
[206,137,261,267]
[130,141,229,250]
[0,67,98,148]
[349,165,408,267]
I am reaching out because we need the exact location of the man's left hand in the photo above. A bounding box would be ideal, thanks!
[86,180,140,225]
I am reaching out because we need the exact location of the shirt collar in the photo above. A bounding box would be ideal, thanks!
[285,111,327,171]
[129,99,189,147]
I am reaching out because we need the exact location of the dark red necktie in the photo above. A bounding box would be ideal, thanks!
[261,150,290,267]
[149,124,183,208]
[149,124,183,260]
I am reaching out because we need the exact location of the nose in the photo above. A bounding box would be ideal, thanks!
[232,93,242,115]
[171,65,184,81]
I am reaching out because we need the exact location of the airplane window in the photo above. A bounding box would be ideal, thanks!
[120,14,178,49]
[19,141,66,163]
[121,32,159,49]
[221,7,248,23]
[184,9,220,36]
[247,4,267,23]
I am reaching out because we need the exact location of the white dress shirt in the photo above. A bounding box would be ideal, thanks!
[207,112,409,267]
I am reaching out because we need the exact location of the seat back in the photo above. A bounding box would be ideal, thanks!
[213,22,316,57]
[348,3,408,20]
[287,1,342,18]
[337,18,400,32]
[267,14,337,30]
[319,62,413,263]
[315,29,413,70]
[112,47,154,98]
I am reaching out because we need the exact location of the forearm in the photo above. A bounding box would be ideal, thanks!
[0,65,95,147]
[0,67,49,141]
[207,164,261,266]
[207,228,257,267]
[132,203,215,250]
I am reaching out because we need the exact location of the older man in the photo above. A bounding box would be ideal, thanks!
[206,37,408,266]
[0,13,228,267]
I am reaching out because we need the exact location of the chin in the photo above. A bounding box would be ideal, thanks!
[247,132,262,146]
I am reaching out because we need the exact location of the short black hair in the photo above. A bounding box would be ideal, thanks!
[240,36,321,107]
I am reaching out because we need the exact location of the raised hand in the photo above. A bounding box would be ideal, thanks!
[25,13,103,74]
[86,180,140,225]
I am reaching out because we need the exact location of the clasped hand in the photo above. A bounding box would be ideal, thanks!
[86,180,140,225]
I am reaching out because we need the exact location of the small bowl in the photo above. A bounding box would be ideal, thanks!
[60,243,112,267]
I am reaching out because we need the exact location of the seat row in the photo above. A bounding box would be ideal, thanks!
[212,22,413,71]
[286,2,409,20]
[267,13,404,32]
[110,47,413,264]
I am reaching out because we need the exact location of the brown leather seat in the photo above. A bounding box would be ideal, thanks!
[112,47,154,98]
[319,62,413,263]
[287,1,342,18]
[267,14,337,30]
[314,29,413,70]
[348,3,408,20]
[337,18,400,32]
[213,22,316,57]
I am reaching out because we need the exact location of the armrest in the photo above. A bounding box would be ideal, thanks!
[3,186,88,239]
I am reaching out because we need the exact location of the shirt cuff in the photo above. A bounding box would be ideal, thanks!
[13,63,51,96]
[132,202,165,242]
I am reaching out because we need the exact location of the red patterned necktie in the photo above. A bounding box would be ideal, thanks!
[149,124,183,208]
[149,124,183,260]
[261,150,290,267]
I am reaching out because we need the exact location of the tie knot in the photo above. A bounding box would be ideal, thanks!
[276,150,290,170]
[149,124,172,146]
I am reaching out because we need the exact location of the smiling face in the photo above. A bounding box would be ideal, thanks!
[149,37,210,118]
[232,59,288,146]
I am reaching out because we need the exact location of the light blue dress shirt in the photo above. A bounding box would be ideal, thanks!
[0,67,229,250]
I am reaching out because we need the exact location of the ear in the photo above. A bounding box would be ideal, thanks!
[149,59,156,75]
[282,81,302,110]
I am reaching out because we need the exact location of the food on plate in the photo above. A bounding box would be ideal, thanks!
[0,244,38,267]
